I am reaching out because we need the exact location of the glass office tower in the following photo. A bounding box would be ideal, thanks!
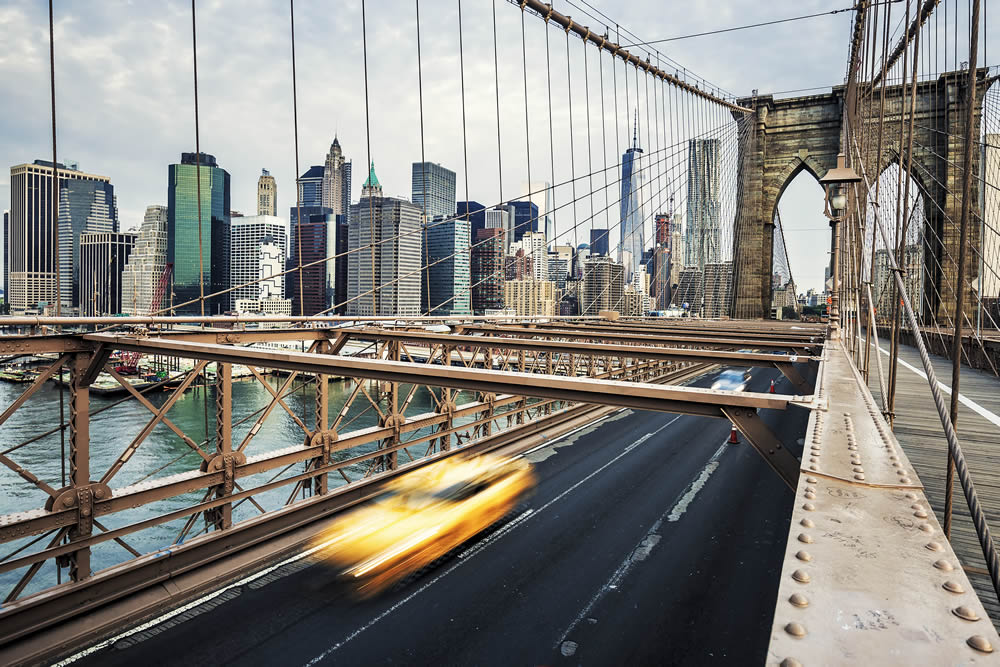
[167,152,231,314]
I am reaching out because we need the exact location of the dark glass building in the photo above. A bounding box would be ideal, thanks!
[457,201,487,242]
[471,227,505,313]
[167,152,231,314]
[297,166,325,208]
[589,228,610,257]
[507,200,540,243]
[288,205,334,316]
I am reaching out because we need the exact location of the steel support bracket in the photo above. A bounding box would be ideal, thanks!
[773,362,811,394]
[721,407,800,490]
[45,481,112,517]
[201,451,247,495]
[309,429,339,464]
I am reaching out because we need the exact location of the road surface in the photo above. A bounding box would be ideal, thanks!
[71,366,810,666]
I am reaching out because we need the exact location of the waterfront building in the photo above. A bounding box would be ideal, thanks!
[79,231,135,316]
[121,205,168,315]
[167,152,231,314]
[230,215,289,310]
[347,163,422,316]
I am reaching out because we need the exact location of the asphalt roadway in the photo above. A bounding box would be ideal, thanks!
[71,365,810,666]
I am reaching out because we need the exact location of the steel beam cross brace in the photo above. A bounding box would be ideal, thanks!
[721,407,800,490]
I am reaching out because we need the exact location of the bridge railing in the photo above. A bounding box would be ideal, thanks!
[0,316,821,651]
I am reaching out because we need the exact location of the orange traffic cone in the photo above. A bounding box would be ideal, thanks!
[728,425,740,444]
[769,379,776,394]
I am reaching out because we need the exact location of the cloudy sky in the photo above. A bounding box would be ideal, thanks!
[0,0,896,292]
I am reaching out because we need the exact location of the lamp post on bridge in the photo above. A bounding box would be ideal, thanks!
[819,153,861,337]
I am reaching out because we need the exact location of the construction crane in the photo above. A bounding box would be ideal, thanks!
[116,263,173,375]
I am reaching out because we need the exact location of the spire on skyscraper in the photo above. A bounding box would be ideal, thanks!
[633,109,639,149]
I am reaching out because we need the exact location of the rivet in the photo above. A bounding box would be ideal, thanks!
[953,606,980,622]
[804,492,816,500]
[925,542,943,551]
[797,533,813,544]
[905,493,917,500]
[967,635,994,653]
[805,477,817,484]
[795,550,812,562]
[792,569,811,583]
[900,477,911,484]
[897,469,907,476]
[943,580,965,594]
[890,455,899,461]
[934,560,954,571]
[809,465,818,471]
[802,503,815,511]
[854,473,865,480]
[848,445,858,451]
[892,461,901,467]
[809,457,819,464]
[804,486,816,494]
[784,622,807,637]
[853,466,864,473]
[800,518,814,528]
[919,523,933,533]
[789,593,809,608]
[911,504,922,510]
[914,510,928,518]
[780,658,803,667]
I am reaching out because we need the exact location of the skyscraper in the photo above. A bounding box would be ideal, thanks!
[485,205,513,252]
[257,169,277,216]
[79,231,135,316]
[620,115,645,282]
[507,200,539,243]
[297,166,325,208]
[412,162,457,220]
[703,261,733,318]
[230,215,289,310]
[347,163,423,316]
[590,228,610,257]
[522,181,553,246]
[322,138,352,215]
[982,134,1000,297]
[685,138,721,269]
[2,209,8,309]
[520,231,548,282]
[423,215,471,315]
[121,205,169,315]
[457,201,488,241]
[582,255,624,315]
[167,152,231,314]
[471,227,505,314]
[655,213,670,245]
[8,161,117,313]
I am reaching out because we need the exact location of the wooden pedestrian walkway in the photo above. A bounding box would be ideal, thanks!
[864,336,1000,629]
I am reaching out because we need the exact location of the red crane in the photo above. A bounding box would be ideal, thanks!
[116,263,173,374]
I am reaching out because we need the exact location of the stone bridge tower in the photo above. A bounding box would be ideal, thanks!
[732,69,992,320]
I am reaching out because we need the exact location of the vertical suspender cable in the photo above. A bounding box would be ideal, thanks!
[191,0,205,317]
[945,0,981,539]
[416,0,429,313]
[289,0,304,317]
[361,0,376,315]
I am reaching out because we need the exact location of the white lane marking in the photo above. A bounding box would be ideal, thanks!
[300,414,683,665]
[55,532,344,665]
[867,339,1000,430]
[555,441,728,648]
[522,409,631,461]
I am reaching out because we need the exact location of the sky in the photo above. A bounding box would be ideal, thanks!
[0,0,871,293]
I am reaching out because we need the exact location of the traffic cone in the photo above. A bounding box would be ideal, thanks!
[728,424,740,444]
[769,379,776,394]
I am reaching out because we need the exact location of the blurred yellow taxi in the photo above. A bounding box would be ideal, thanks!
[318,453,535,597]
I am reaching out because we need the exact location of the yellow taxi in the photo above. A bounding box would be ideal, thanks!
[317,453,535,597]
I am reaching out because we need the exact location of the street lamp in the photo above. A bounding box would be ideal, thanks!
[818,153,861,334]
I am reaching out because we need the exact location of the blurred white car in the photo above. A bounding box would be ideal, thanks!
[712,369,751,392]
